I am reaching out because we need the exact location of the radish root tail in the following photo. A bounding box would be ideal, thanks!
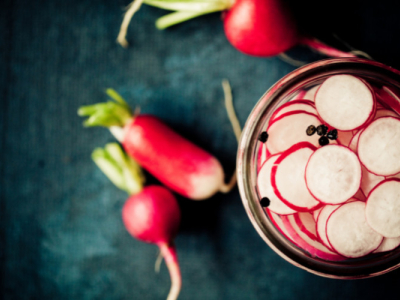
[117,0,145,48]
[278,53,307,67]
[159,243,181,300]
[154,250,163,273]
[220,79,241,194]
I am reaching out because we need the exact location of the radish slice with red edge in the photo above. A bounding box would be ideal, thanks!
[360,165,385,197]
[326,201,383,258]
[358,117,400,176]
[374,86,400,116]
[348,130,362,153]
[294,212,318,241]
[336,130,354,147]
[373,237,400,253]
[257,154,296,215]
[270,100,317,121]
[374,109,399,120]
[313,207,323,221]
[315,75,375,131]
[266,111,321,154]
[305,145,362,204]
[366,179,400,238]
[267,210,296,244]
[271,142,321,212]
[281,215,344,261]
[303,85,319,102]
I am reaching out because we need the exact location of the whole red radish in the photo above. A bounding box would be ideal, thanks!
[117,0,365,58]
[92,143,181,300]
[79,87,238,200]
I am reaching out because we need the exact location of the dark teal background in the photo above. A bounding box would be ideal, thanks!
[2,0,400,299]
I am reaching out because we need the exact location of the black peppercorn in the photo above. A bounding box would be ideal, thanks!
[319,136,329,146]
[258,131,269,143]
[327,129,338,140]
[306,125,316,136]
[317,125,328,136]
[260,197,271,207]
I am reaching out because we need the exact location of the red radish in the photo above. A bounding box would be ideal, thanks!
[315,75,376,131]
[116,0,363,58]
[358,117,400,176]
[366,179,400,238]
[305,145,362,205]
[270,100,317,121]
[281,214,345,261]
[257,154,296,215]
[271,142,321,212]
[266,111,321,154]
[92,143,182,300]
[78,88,238,200]
[326,201,383,258]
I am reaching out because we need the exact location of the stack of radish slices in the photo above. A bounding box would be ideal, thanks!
[257,74,400,260]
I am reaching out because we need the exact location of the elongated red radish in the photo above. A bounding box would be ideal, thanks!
[271,142,321,212]
[270,100,317,121]
[374,86,400,116]
[294,212,318,241]
[92,144,182,300]
[305,145,362,204]
[326,201,383,258]
[358,117,400,176]
[117,0,363,59]
[366,179,400,238]
[257,154,296,215]
[78,86,239,200]
[315,75,375,131]
[373,237,400,253]
[360,165,385,197]
[266,111,321,154]
[336,130,354,147]
[267,210,296,244]
[348,130,362,153]
[281,214,344,261]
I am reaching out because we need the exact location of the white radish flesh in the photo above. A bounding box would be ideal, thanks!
[257,155,296,215]
[317,204,341,250]
[271,142,321,211]
[358,117,400,176]
[303,85,319,102]
[348,130,362,153]
[281,215,344,261]
[366,179,400,238]
[326,201,383,258]
[315,75,375,131]
[313,207,323,221]
[305,145,362,204]
[266,111,321,154]
[373,237,400,253]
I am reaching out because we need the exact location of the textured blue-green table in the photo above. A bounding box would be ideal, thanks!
[2,0,400,299]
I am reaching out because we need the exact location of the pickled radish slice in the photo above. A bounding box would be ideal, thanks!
[267,211,295,243]
[317,204,341,250]
[257,154,296,215]
[305,145,362,204]
[360,165,385,197]
[326,201,383,258]
[375,86,400,116]
[358,117,400,176]
[336,130,354,147]
[348,130,362,153]
[374,109,399,120]
[313,207,322,221]
[271,142,321,212]
[281,214,344,261]
[303,85,319,102]
[315,75,375,131]
[267,112,321,154]
[373,237,400,253]
[366,179,400,238]
[271,100,317,121]
[295,212,318,241]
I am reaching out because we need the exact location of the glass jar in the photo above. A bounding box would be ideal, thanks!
[237,58,400,279]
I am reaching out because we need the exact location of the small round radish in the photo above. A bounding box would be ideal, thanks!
[78,89,237,200]
[270,100,317,121]
[271,142,321,212]
[326,201,383,258]
[305,145,362,205]
[266,111,321,154]
[281,214,344,261]
[92,144,182,300]
[358,117,400,176]
[257,154,296,215]
[366,179,400,238]
[373,237,400,253]
[315,75,375,131]
[117,0,362,59]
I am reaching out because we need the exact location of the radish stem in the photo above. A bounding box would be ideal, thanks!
[301,37,357,58]
[117,0,145,47]
[159,242,181,300]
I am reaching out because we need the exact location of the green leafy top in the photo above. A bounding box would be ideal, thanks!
[78,89,133,128]
[92,143,145,195]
